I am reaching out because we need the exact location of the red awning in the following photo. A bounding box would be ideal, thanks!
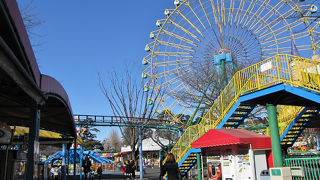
[191,129,271,150]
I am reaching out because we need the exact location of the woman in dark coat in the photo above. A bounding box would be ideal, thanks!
[129,159,136,179]
[125,160,132,178]
[82,156,92,180]
[160,153,181,180]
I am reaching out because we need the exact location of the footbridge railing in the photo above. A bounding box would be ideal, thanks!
[265,105,304,136]
[170,54,320,163]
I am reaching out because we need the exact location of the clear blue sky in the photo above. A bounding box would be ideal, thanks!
[20,0,174,141]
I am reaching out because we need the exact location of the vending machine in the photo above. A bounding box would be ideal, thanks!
[221,154,237,179]
[206,156,221,180]
[235,153,254,180]
[220,148,269,180]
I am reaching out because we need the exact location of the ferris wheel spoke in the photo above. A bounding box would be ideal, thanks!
[175,11,220,51]
[156,40,195,52]
[249,1,284,33]
[165,81,199,105]
[238,0,257,28]
[209,0,223,44]
[198,0,223,48]
[233,0,246,27]
[154,51,193,58]
[176,10,207,39]
[155,64,193,78]
[244,0,270,29]
[154,58,193,66]
[186,4,221,51]
[160,74,192,89]
[160,71,195,90]
[161,30,198,46]
[168,19,201,42]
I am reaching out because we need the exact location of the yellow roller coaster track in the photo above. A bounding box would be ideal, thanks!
[168,54,320,163]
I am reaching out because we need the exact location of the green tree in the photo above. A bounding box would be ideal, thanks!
[80,119,103,150]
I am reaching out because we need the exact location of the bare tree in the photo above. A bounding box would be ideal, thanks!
[103,129,121,152]
[17,0,45,49]
[99,62,161,162]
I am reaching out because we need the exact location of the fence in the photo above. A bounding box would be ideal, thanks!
[285,157,320,180]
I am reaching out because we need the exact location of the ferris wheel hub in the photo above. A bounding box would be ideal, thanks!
[218,49,231,55]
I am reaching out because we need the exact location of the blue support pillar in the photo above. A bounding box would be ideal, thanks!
[159,150,161,166]
[26,104,40,180]
[139,127,143,179]
[61,142,67,180]
[80,146,83,180]
[317,135,320,151]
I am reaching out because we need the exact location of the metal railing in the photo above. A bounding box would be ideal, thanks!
[285,157,320,179]
[265,105,304,137]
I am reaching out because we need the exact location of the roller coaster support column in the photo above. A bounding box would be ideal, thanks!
[26,104,40,180]
[267,104,283,167]
[61,138,67,180]
[80,146,83,180]
[139,127,143,179]
[197,153,202,180]
[159,150,161,164]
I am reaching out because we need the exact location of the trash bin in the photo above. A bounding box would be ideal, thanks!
[260,170,270,180]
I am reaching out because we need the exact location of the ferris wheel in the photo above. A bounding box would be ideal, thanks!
[142,0,319,124]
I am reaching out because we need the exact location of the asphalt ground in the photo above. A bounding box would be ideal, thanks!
[66,167,161,180]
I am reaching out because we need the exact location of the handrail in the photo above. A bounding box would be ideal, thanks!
[265,106,304,137]
[168,54,320,164]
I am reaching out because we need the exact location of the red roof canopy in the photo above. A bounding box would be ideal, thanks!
[191,129,271,150]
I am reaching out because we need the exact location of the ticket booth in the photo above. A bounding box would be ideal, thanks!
[192,129,273,180]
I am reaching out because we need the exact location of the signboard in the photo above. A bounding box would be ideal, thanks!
[260,61,273,72]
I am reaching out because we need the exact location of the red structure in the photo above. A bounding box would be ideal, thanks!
[191,129,273,180]
[192,129,271,150]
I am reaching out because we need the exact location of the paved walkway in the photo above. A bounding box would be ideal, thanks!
[67,167,161,180]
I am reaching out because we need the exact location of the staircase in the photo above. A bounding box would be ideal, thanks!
[179,151,198,176]
[281,107,319,148]
[223,103,256,128]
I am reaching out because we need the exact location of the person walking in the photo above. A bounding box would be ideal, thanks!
[129,159,136,179]
[82,156,92,180]
[160,153,181,180]
[125,160,132,178]
[97,164,103,180]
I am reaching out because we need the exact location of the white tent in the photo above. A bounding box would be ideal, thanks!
[121,137,170,152]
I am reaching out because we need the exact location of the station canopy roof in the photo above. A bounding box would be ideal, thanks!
[191,129,271,150]
[0,0,75,137]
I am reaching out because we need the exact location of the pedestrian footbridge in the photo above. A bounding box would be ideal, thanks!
[167,54,320,176]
